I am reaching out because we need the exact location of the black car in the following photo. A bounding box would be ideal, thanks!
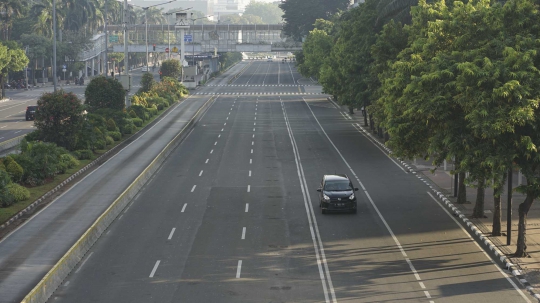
[317,174,359,214]
[25,106,37,121]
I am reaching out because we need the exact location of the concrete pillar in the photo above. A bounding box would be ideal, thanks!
[92,58,95,76]
[84,60,88,78]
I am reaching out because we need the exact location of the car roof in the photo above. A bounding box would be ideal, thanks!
[324,174,349,181]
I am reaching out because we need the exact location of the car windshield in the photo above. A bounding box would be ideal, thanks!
[324,180,352,191]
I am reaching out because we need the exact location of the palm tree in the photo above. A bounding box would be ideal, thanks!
[62,0,98,32]
[0,0,28,40]
[31,0,64,38]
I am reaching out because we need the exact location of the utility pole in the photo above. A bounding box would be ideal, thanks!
[53,0,57,92]
[104,0,108,77]
[123,0,129,75]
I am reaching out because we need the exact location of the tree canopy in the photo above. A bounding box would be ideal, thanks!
[244,1,284,24]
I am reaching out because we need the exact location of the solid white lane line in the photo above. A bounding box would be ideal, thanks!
[210,149,214,154]
[214,141,217,145]
[282,101,332,303]
[75,252,94,273]
[241,227,246,239]
[250,159,252,164]
[168,228,176,240]
[427,192,531,302]
[247,185,251,192]
[0,126,5,128]
[245,203,249,212]
[149,260,161,278]
[191,185,196,192]
[249,170,251,177]
[205,159,209,164]
[199,170,203,176]
[236,260,242,278]
[181,203,187,212]
[14,130,21,134]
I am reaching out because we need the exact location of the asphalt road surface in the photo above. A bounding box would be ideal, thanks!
[1,60,535,303]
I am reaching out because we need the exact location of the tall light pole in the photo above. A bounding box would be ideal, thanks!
[129,0,176,72]
[104,0,108,77]
[53,0,57,92]
[123,0,129,75]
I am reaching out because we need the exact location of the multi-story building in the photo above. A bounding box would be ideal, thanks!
[127,0,214,19]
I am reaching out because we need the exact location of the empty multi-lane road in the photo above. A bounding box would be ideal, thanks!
[0,60,534,302]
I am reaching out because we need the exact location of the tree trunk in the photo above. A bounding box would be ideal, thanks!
[363,109,368,126]
[369,114,374,130]
[472,177,486,218]
[0,74,4,99]
[515,191,535,257]
[492,173,506,236]
[457,171,467,204]
[348,106,354,115]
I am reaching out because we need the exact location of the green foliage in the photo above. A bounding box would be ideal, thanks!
[60,154,79,169]
[6,159,23,183]
[107,131,122,141]
[148,106,158,116]
[280,0,350,41]
[128,109,138,119]
[6,183,30,202]
[244,1,284,24]
[74,149,94,160]
[13,141,68,186]
[106,118,117,132]
[34,90,85,150]
[105,136,114,146]
[0,41,29,98]
[85,76,126,111]
[161,59,181,79]
[132,118,143,127]
[130,105,148,121]
[24,130,42,142]
[0,170,14,207]
[219,52,243,71]
[119,118,136,135]
[299,27,334,78]
[138,72,155,94]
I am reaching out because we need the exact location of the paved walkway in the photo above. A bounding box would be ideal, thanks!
[343,106,540,289]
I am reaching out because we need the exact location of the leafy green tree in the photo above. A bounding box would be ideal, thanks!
[34,90,85,150]
[0,41,29,99]
[85,75,126,111]
[220,14,263,25]
[161,59,181,79]
[0,0,28,40]
[19,34,51,85]
[297,29,332,79]
[280,0,349,41]
[219,52,242,70]
[244,1,283,24]
[138,72,155,94]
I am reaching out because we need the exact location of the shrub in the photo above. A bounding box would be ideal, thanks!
[108,131,122,141]
[120,118,135,135]
[129,109,138,119]
[0,170,14,207]
[15,142,68,185]
[60,154,79,169]
[85,76,126,111]
[0,161,6,171]
[106,118,117,132]
[34,90,85,150]
[148,107,158,116]
[130,105,147,121]
[6,183,29,202]
[6,160,23,183]
[138,72,155,94]
[105,135,114,146]
[131,95,148,107]
[75,149,94,160]
[132,118,143,127]
[25,130,42,142]
[161,59,181,79]
[157,103,164,110]
[94,140,106,150]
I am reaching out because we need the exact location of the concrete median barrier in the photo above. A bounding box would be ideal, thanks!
[0,135,25,154]
[21,96,216,303]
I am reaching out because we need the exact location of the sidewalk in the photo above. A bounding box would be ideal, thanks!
[338,103,540,297]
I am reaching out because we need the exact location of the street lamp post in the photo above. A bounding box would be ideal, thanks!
[190,15,212,67]
[53,0,57,92]
[129,0,177,72]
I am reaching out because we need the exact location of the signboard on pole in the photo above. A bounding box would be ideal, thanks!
[175,12,190,29]
[109,35,119,43]
[184,35,193,42]
[172,46,179,53]
[165,47,169,53]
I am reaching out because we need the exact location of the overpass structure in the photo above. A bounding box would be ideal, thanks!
[106,24,302,53]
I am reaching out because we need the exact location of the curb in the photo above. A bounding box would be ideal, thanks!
[351,121,540,301]
[227,61,254,85]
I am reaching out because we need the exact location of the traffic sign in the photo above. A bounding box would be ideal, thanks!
[172,46,179,53]
[62,69,66,72]
[165,47,169,53]
[109,35,119,43]
[62,64,66,69]
[184,34,193,42]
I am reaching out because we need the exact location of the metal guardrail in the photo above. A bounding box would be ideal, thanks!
[0,135,25,154]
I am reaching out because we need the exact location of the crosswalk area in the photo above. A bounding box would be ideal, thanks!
[206,84,313,87]
[194,92,325,96]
